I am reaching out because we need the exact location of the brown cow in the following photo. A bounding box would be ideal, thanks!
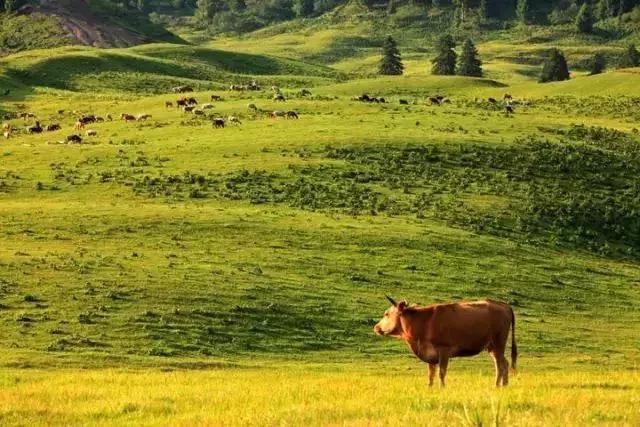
[374,296,517,388]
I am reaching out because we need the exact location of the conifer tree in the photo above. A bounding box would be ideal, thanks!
[575,2,594,33]
[589,53,606,75]
[458,39,483,77]
[379,36,404,75]
[431,34,457,75]
[516,0,531,24]
[540,48,571,82]
[619,44,640,68]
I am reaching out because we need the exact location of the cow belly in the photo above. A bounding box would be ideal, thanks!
[451,346,484,358]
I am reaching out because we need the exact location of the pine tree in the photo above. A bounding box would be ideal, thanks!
[431,34,457,75]
[196,0,224,23]
[588,53,607,75]
[479,0,489,21]
[619,44,640,68]
[293,0,314,17]
[575,2,594,33]
[596,0,617,19]
[516,0,531,24]
[137,0,149,13]
[539,48,571,83]
[379,36,404,75]
[457,39,483,77]
[5,0,14,13]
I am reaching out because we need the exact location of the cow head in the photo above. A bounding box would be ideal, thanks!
[373,295,407,337]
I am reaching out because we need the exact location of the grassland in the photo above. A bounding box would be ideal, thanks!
[1,25,640,425]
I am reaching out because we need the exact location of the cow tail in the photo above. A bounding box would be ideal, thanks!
[510,307,518,373]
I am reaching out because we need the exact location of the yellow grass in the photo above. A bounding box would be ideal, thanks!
[1,364,639,426]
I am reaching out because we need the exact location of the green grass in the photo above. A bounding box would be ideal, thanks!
[1,27,640,425]
[0,45,342,95]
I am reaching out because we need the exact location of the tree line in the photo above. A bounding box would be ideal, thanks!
[380,34,640,81]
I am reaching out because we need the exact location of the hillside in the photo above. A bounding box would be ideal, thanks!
[1,3,640,426]
[0,0,182,55]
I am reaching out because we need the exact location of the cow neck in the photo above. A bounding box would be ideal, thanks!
[400,311,415,342]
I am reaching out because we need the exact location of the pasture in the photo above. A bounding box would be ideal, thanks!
[1,39,640,425]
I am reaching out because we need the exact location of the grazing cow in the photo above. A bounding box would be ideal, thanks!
[378,97,386,103]
[286,111,299,119]
[46,124,61,132]
[268,110,285,119]
[57,109,65,115]
[247,103,258,112]
[211,95,222,101]
[86,129,97,137]
[66,134,82,144]
[165,101,173,108]
[187,97,198,105]
[106,114,113,121]
[3,124,11,139]
[298,89,312,97]
[228,116,241,124]
[193,109,205,116]
[273,93,286,102]
[121,113,136,122]
[96,117,104,123]
[399,99,409,105]
[428,97,441,105]
[504,93,513,101]
[172,85,193,93]
[212,118,225,128]
[488,97,498,104]
[137,114,152,121]
[27,121,43,134]
[79,115,96,124]
[202,103,214,110]
[74,120,85,131]
[183,106,195,113]
[176,98,188,107]
[505,103,515,115]
[374,296,517,388]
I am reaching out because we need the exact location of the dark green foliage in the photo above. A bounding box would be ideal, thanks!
[128,125,640,258]
[575,2,594,33]
[539,48,570,83]
[294,0,314,16]
[516,0,531,24]
[457,38,482,77]
[431,34,457,75]
[619,44,640,68]
[379,35,404,75]
[589,53,607,74]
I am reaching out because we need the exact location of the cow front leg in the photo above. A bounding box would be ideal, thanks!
[438,352,449,387]
[428,363,436,387]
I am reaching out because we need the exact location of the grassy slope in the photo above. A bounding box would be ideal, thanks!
[1,11,640,425]
[0,45,343,95]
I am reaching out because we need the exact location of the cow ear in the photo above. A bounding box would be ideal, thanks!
[397,301,407,311]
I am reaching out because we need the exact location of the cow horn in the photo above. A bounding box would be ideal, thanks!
[385,295,397,306]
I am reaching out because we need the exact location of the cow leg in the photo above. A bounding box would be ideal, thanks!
[490,352,502,387]
[428,363,436,387]
[501,356,509,386]
[438,352,449,387]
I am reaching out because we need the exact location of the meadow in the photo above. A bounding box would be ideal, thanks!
[1,25,640,425]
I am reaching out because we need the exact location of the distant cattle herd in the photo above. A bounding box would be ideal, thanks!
[2,81,523,143]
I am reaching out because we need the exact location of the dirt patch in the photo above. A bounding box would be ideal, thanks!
[25,0,167,48]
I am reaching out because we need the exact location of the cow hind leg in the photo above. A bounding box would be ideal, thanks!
[428,363,436,387]
[438,352,449,387]
[490,351,509,387]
